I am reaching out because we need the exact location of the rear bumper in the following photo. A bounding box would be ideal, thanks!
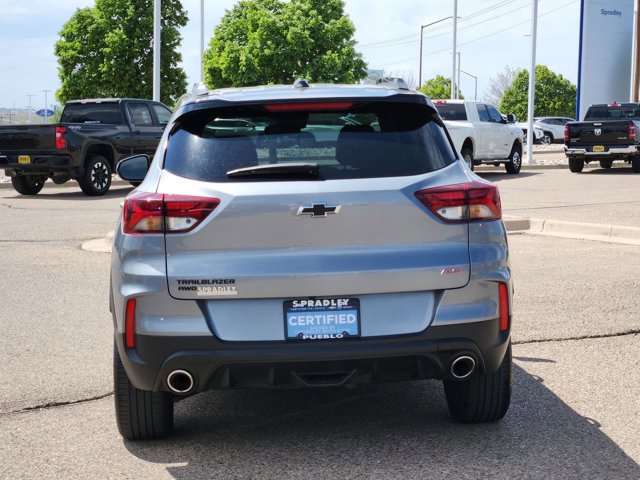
[116,319,510,392]
[564,145,638,157]
[0,154,80,176]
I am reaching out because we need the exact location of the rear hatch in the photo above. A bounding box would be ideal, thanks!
[126,99,498,339]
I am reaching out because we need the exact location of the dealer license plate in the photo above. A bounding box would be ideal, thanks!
[284,298,360,340]
[592,145,605,152]
[18,155,31,164]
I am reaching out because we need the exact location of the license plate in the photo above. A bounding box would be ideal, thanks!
[592,145,605,152]
[284,298,360,340]
[18,155,31,164]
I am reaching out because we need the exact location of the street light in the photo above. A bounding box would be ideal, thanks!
[418,16,453,88]
[526,0,539,165]
[153,0,161,102]
[460,70,477,101]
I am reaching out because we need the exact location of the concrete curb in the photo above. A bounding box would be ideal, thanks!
[505,217,640,245]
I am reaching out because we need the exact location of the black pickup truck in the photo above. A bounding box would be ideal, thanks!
[0,98,172,195]
[564,102,640,173]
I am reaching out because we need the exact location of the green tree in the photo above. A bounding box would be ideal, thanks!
[203,0,367,88]
[55,0,188,106]
[418,75,463,100]
[500,65,576,119]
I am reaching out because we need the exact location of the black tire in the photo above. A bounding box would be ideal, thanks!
[541,132,553,145]
[444,343,512,423]
[632,156,640,173]
[599,160,612,169]
[504,142,522,174]
[78,155,112,196]
[568,157,584,173]
[461,147,474,172]
[114,343,174,440]
[11,174,46,195]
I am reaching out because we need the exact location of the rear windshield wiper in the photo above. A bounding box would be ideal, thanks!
[226,162,319,178]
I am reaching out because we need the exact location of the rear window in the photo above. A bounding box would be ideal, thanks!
[60,103,125,124]
[584,105,640,120]
[164,103,456,182]
[434,103,467,121]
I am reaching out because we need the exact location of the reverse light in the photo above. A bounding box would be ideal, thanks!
[55,126,67,149]
[122,192,220,234]
[414,181,501,223]
[125,298,136,348]
[498,283,510,332]
[263,102,353,112]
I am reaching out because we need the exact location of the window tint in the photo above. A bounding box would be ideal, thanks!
[164,103,457,182]
[584,106,640,120]
[486,105,503,123]
[128,103,154,126]
[434,103,467,121]
[476,104,490,122]
[153,104,172,125]
[60,103,124,124]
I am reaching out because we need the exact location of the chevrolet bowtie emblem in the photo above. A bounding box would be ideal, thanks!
[297,203,341,218]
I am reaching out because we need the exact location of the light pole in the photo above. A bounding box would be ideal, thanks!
[460,70,477,100]
[42,90,51,123]
[418,16,454,88]
[526,0,539,165]
[153,0,161,102]
[200,0,204,82]
[456,52,461,99]
[452,0,458,99]
[27,94,35,124]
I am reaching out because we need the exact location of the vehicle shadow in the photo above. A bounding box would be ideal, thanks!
[124,365,640,479]
[475,171,541,181]
[581,167,637,175]
[2,184,133,200]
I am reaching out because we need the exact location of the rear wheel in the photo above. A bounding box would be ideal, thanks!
[78,155,112,196]
[568,157,584,173]
[541,132,553,145]
[444,343,512,423]
[632,156,640,173]
[11,174,46,195]
[461,147,474,172]
[599,160,612,169]
[114,343,174,440]
[504,143,522,174]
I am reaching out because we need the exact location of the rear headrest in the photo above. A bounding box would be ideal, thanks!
[336,124,375,168]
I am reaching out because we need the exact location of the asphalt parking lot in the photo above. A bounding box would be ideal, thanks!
[1,167,639,479]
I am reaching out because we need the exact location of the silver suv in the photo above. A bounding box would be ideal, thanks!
[111,80,513,440]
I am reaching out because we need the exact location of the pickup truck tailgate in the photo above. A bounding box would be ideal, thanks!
[567,121,631,146]
[0,125,55,151]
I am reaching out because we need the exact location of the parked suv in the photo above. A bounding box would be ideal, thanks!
[111,80,513,440]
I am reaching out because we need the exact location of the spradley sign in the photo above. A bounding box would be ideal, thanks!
[577,0,634,120]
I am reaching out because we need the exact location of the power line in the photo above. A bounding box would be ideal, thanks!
[370,0,577,68]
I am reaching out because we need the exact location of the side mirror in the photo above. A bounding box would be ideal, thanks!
[116,154,150,182]
[506,114,517,123]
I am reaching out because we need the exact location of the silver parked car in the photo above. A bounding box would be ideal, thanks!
[111,80,513,439]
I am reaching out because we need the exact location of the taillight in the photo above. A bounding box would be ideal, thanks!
[564,124,570,143]
[122,192,220,234]
[55,126,67,149]
[125,298,136,348]
[628,122,636,141]
[414,181,501,223]
[498,283,510,332]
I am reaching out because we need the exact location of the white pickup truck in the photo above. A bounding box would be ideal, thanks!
[433,99,524,174]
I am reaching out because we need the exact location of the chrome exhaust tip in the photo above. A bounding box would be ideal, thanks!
[167,369,194,394]
[450,356,476,380]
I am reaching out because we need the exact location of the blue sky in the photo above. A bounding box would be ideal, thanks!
[0,0,581,110]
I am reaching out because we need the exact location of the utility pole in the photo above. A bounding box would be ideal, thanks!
[526,0,539,165]
[153,0,161,102]
[451,0,458,99]
[27,94,35,124]
[42,90,51,123]
[457,52,461,99]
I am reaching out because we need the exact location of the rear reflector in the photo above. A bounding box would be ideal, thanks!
[125,299,136,348]
[498,283,509,332]
[55,126,67,149]
[122,192,220,234]
[264,102,353,112]
[414,181,501,223]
